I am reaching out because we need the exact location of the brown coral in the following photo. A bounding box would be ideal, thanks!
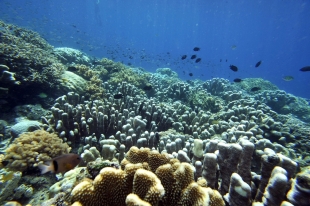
[71,165,164,206]
[126,194,152,206]
[122,146,169,173]
[4,130,70,171]
[178,182,210,206]
[71,147,225,206]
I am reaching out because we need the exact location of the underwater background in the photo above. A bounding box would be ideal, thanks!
[1,0,310,98]
[0,0,310,206]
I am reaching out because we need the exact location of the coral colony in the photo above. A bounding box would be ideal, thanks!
[0,21,310,206]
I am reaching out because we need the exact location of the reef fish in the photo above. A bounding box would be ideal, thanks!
[181,55,187,60]
[195,58,201,63]
[189,73,193,76]
[38,154,81,174]
[114,93,124,99]
[233,78,242,82]
[250,87,261,92]
[143,85,153,91]
[255,61,262,67]
[282,76,294,81]
[300,66,310,72]
[191,55,197,59]
[193,47,200,51]
[229,65,238,72]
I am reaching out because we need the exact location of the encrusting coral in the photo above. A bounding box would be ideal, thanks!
[3,130,71,171]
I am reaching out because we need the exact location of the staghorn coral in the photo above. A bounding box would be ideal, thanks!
[4,130,70,171]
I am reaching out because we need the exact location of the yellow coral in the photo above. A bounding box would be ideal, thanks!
[206,187,225,206]
[126,194,151,206]
[71,165,164,206]
[122,147,169,173]
[71,147,219,206]
[178,182,210,206]
[133,169,165,205]
[4,130,70,171]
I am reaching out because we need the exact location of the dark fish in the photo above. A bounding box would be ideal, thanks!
[153,132,160,149]
[191,55,197,59]
[250,87,261,92]
[181,55,187,60]
[300,66,310,72]
[138,101,144,112]
[233,78,242,82]
[193,47,200,51]
[189,73,193,76]
[143,85,152,91]
[255,61,262,67]
[38,154,81,174]
[229,65,238,72]
[195,58,201,63]
[114,93,124,99]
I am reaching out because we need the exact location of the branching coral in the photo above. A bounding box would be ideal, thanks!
[67,64,105,100]
[4,130,71,171]
[188,90,223,112]
[108,67,151,88]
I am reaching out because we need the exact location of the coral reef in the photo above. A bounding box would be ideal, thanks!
[235,78,278,93]
[1,22,310,206]
[71,147,221,206]
[10,120,42,138]
[53,47,92,66]
[4,130,71,171]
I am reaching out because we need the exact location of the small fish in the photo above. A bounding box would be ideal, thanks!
[229,65,238,72]
[138,101,144,112]
[191,55,197,59]
[231,45,237,50]
[37,92,48,98]
[114,93,124,99]
[233,78,242,82]
[181,55,187,60]
[189,73,193,76]
[38,154,81,174]
[195,58,201,63]
[300,66,310,72]
[154,132,160,148]
[282,76,294,81]
[143,85,152,91]
[255,61,262,67]
[250,87,261,92]
[193,47,200,51]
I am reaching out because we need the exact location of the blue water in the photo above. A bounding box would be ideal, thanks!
[1,0,310,99]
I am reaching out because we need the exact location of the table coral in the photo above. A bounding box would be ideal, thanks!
[4,130,70,171]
